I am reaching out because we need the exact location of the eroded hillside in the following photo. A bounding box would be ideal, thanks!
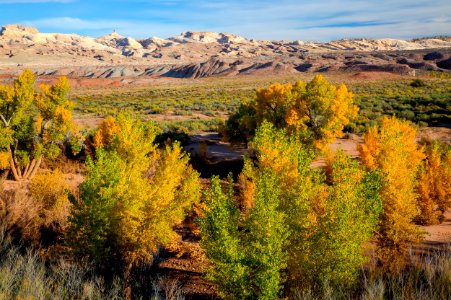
[0,24,450,79]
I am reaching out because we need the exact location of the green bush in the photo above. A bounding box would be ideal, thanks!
[198,174,288,299]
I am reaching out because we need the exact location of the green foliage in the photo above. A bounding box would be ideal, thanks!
[220,102,257,144]
[305,151,383,289]
[244,171,289,299]
[352,78,451,128]
[69,150,124,266]
[201,122,383,296]
[199,174,289,299]
[154,125,190,146]
[198,177,248,298]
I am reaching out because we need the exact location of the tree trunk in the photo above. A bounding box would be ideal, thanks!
[23,158,36,179]
[25,156,42,180]
[8,147,43,181]
[123,261,134,300]
[8,149,21,181]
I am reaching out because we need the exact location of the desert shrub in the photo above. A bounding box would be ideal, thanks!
[0,183,41,243]
[69,114,201,279]
[410,79,427,87]
[150,277,185,300]
[398,109,415,120]
[293,246,451,299]
[29,170,71,232]
[154,125,190,146]
[198,174,288,299]
[416,142,451,225]
[359,116,425,271]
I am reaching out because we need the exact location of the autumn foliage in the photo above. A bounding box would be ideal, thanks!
[416,142,451,225]
[69,114,201,273]
[223,75,358,150]
[0,70,77,180]
[359,116,425,271]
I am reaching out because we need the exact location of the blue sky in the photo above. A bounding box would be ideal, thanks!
[1,0,450,41]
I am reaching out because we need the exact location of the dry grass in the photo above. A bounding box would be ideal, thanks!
[0,170,72,245]
[0,235,123,300]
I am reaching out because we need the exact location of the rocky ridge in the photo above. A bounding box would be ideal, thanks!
[1,24,451,79]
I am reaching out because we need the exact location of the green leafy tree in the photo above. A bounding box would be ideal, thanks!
[244,171,289,299]
[198,177,249,298]
[220,101,257,145]
[303,151,383,289]
[199,173,288,299]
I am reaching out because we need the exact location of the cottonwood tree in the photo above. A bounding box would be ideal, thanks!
[0,70,75,180]
[359,116,425,271]
[69,114,201,286]
[416,142,451,225]
[223,75,358,150]
[245,122,382,290]
[199,173,288,299]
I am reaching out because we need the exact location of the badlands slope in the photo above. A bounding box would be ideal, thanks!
[0,24,450,79]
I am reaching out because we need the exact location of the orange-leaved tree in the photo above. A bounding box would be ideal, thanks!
[0,70,76,180]
[359,116,425,271]
[416,142,451,225]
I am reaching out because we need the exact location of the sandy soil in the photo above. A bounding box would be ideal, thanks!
[423,210,451,243]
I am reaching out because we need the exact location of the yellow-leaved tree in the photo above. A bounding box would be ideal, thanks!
[359,116,425,271]
[224,75,358,150]
[69,114,201,287]
[0,70,76,180]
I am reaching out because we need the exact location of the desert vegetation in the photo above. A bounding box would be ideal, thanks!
[1,71,450,299]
